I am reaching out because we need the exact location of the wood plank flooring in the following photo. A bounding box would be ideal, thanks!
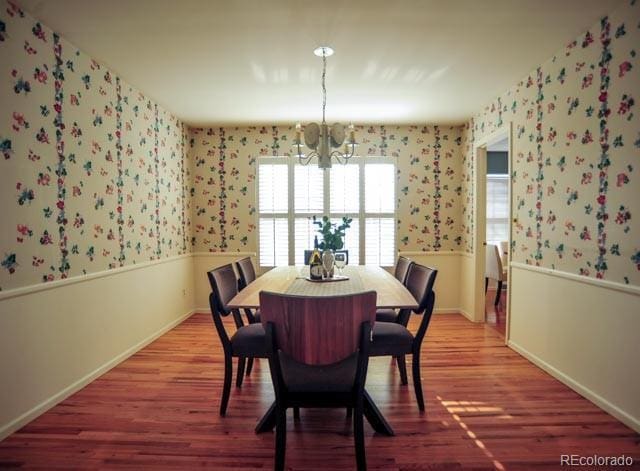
[0,313,637,469]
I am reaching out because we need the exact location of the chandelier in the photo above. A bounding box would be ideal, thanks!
[293,46,357,169]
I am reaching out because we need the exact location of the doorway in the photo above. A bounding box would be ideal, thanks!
[473,125,512,343]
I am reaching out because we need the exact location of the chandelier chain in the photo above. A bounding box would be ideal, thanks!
[321,51,327,123]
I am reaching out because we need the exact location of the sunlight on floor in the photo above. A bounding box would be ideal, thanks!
[437,395,506,471]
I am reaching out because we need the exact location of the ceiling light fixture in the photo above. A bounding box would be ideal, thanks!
[293,46,357,169]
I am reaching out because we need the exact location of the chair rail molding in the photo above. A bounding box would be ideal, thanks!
[0,253,193,302]
[510,262,640,297]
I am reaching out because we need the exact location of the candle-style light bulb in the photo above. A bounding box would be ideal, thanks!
[295,123,302,144]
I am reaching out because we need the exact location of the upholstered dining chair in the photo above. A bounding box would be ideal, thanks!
[376,255,414,324]
[260,290,376,471]
[235,257,260,323]
[235,257,261,377]
[370,263,438,411]
[485,244,507,306]
[207,264,266,415]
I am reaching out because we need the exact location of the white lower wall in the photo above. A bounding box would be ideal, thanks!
[398,251,461,313]
[0,255,195,440]
[508,264,640,432]
[458,253,477,321]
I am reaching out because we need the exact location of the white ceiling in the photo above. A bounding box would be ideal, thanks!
[18,0,621,126]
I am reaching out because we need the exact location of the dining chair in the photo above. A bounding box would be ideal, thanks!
[235,256,261,377]
[235,257,260,322]
[370,263,438,411]
[303,249,349,265]
[207,264,266,416]
[376,255,414,324]
[260,290,376,471]
[485,244,507,306]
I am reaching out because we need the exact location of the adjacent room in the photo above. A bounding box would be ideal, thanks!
[1,0,638,469]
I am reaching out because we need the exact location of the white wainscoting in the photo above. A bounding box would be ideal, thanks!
[508,264,640,432]
[0,254,195,440]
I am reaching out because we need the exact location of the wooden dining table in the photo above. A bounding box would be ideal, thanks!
[228,265,419,436]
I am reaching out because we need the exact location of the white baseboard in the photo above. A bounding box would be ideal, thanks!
[0,308,196,441]
[457,307,476,322]
[508,339,640,433]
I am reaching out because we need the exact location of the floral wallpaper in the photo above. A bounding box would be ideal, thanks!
[2,0,637,292]
[0,0,191,291]
[189,125,463,254]
[464,0,639,286]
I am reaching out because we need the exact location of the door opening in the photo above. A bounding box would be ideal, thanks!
[473,124,512,343]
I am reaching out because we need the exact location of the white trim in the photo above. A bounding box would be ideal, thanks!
[0,308,197,441]
[511,262,640,297]
[399,250,465,257]
[461,252,474,259]
[0,253,192,302]
[457,307,477,322]
[508,339,640,433]
[192,251,256,258]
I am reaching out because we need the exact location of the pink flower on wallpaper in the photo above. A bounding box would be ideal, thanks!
[582,74,593,89]
[618,61,632,77]
[37,172,50,185]
[617,173,629,186]
[33,67,47,84]
[618,95,634,115]
[12,112,29,132]
[597,194,606,205]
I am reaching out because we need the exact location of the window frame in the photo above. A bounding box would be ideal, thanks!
[486,173,509,245]
[256,155,396,267]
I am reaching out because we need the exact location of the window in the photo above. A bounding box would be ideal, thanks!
[257,156,396,267]
[486,174,509,244]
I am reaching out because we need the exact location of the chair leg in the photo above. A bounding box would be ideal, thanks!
[275,407,287,471]
[246,357,254,376]
[346,407,353,418]
[412,351,425,412]
[485,277,488,293]
[220,354,232,416]
[396,355,408,385]
[293,407,300,420]
[495,281,503,306]
[353,402,366,471]
[236,357,246,388]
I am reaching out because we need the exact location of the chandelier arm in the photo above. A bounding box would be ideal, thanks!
[297,149,317,166]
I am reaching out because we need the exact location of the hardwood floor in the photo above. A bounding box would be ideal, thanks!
[485,288,507,337]
[1,313,637,469]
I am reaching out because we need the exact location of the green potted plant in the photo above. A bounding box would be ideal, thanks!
[312,216,352,276]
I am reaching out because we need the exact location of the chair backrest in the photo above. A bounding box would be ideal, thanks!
[236,257,256,291]
[260,291,376,366]
[404,263,438,315]
[485,244,504,281]
[499,240,509,268]
[394,256,413,284]
[303,249,349,265]
[207,264,239,315]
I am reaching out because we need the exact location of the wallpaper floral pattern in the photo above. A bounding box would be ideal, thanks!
[189,125,462,254]
[2,0,637,292]
[0,0,190,291]
[464,0,639,286]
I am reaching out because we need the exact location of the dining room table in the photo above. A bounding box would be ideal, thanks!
[227,264,419,436]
